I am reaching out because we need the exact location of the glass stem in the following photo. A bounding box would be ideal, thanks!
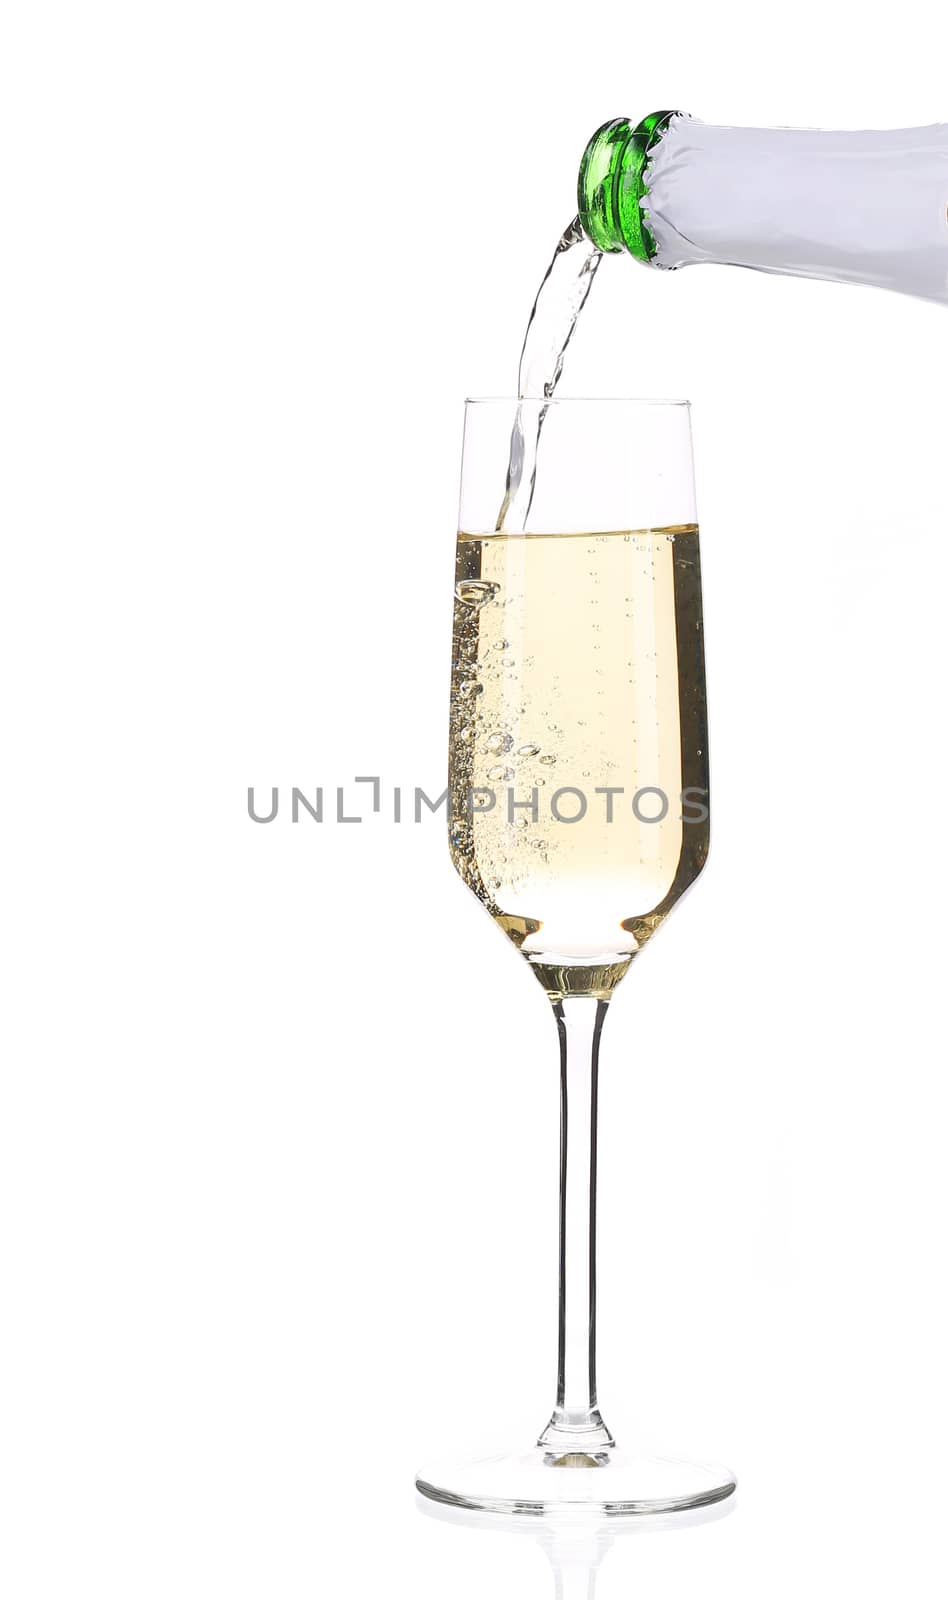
[538,996,615,1454]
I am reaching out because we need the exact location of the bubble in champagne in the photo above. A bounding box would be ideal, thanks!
[456,579,499,607]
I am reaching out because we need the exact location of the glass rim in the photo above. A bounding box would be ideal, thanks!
[464,395,690,408]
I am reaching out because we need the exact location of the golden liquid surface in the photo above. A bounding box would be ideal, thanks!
[448,527,709,998]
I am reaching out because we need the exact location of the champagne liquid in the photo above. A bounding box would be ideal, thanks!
[449,526,709,999]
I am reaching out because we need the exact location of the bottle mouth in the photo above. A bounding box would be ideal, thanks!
[577,111,681,260]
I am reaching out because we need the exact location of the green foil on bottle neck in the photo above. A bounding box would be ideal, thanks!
[578,110,680,260]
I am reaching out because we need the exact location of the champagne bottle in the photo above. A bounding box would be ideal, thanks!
[579,111,948,304]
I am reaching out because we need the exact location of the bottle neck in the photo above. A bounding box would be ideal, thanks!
[580,114,948,305]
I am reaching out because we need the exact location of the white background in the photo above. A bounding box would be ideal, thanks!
[2,2,947,1594]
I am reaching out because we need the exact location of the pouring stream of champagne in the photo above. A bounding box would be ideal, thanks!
[495,218,603,533]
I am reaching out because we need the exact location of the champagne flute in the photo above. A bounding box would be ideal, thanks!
[416,398,735,1515]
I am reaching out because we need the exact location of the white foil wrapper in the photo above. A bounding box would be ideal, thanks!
[645,115,948,304]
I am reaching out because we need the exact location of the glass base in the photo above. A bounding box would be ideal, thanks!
[415,1445,736,1517]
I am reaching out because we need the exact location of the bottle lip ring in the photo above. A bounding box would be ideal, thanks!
[464,395,691,408]
[578,109,682,259]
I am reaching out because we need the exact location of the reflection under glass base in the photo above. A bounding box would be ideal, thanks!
[415,1445,736,1517]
